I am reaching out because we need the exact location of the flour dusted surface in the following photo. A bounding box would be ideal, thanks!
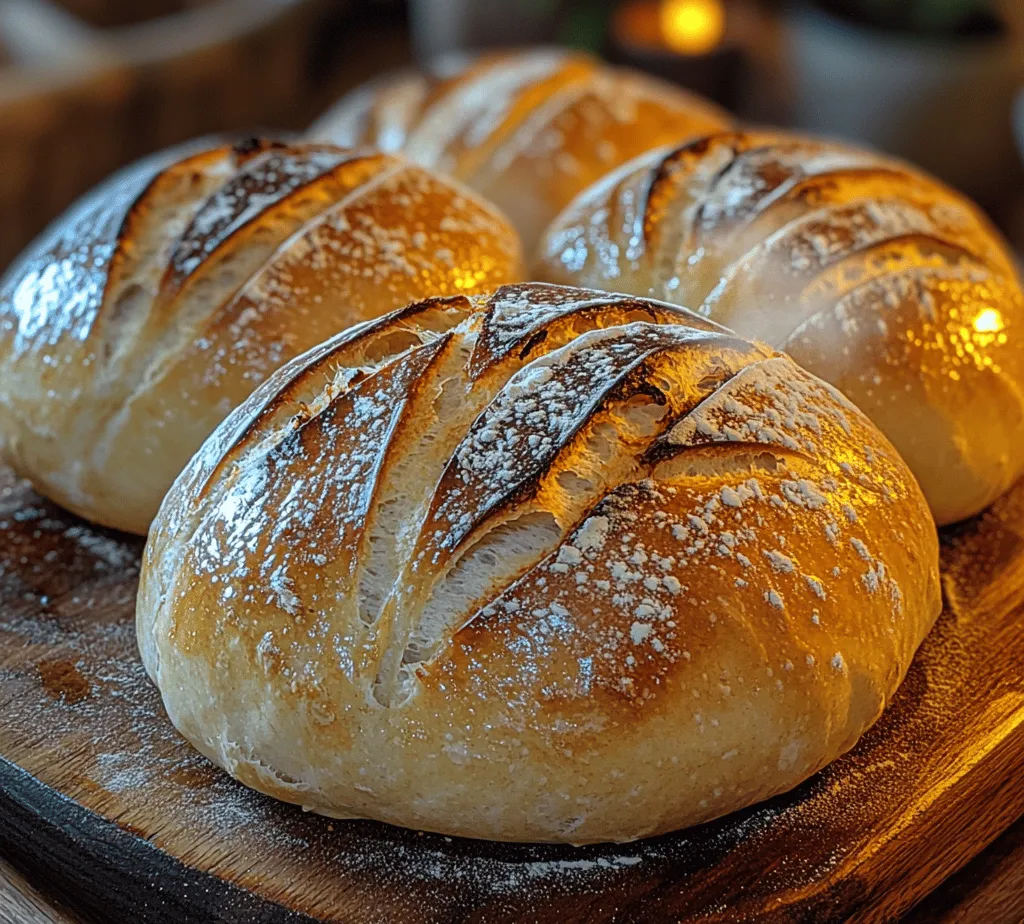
[2,406,1016,918]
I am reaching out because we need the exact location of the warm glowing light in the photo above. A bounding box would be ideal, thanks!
[659,0,725,55]
[452,266,491,291]
[973,308,1004,334]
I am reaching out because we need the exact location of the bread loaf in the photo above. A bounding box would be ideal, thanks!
[537,130,1024,525]
[0,138,523,534]
[138,283,940,844]
[309,48,731,252]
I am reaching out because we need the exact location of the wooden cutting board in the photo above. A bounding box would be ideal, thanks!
[1,462,1023,924]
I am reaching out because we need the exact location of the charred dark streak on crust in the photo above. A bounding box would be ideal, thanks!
[639,144,694,247]
[207,158,424,334]
[230,137,284,159]
[292,333,451,450]
[442,431,815,655]
[636,351,782,468]
[351,336,465,631]
[871,232,981,262]
[470,285,624,379]
[96,142,325,366]
[201,343,363,498]
[788,165,919,200]
[158,146,384,299]
[186,336,455,617]
[623,378,671,408]
[707,156,968,261]
[689,140,792,240]
[440,482,667,656]
[430,327,757,561]
[426,379,647,559]
[639,131,754,247]
[737,165,923,241]
[297,334,453,546]
[444,435,792,652]
[518,330,548,361]
[469,289,714,381]
[197,296,472,502]
[95,145,231,334]
[3,138,236,341]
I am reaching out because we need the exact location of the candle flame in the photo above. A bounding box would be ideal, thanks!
[659,0,725,55]
[973,308,1004,334]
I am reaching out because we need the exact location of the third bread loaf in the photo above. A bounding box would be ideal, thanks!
[538,130,1024,524]
[309,48,731,253]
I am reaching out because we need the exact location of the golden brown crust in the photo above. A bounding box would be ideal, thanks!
[0,139,523,533]
[309,48,732,251]
[138,284,940,843]
[538,129,1024,524]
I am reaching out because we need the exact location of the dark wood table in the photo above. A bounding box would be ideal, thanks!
[0,853,84,924]
[3,815,1023,924]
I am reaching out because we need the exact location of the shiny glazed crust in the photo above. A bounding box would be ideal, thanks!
[309,49,731,251]
[138,283,941,843]
[537,130,1024,525]
[0,138,524,533]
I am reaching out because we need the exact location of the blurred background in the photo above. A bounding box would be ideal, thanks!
[0,0,1021,269]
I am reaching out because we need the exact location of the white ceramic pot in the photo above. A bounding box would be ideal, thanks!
[783,3,1024,202]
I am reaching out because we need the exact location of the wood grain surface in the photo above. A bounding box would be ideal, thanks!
[0,462,1023,923]
[906,815,1024,923]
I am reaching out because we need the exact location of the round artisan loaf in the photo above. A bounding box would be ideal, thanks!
[308,48,731,252]
[537,130,1024,525]
[138,283,941,844]
[0,138,523,534]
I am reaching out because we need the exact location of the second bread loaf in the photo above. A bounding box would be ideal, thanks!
[0,138,523,533]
